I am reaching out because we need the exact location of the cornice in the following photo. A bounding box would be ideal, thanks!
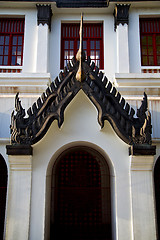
[0,0,159,2]
[56,0,109,8]
[113,4,130,31]
[130,155,155,171]
[115,73,160,96]
[129,145,156,156]
[8,155,32,170]
[0,73,50,94]
[6,144,33,155]
[36,4,52,30]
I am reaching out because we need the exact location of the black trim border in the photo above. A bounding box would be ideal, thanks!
[129,145,156,156]
[6,145,33,155]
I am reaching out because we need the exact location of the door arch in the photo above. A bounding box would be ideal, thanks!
[154,156,160,238]
[50,146,112,240]
[0,154,7,239]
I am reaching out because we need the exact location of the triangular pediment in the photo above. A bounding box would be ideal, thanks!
[11,56,152,146]
[10,14,152,146]
[59,90,100,132]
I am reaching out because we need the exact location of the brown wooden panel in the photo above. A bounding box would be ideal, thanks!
[51,147,112,240]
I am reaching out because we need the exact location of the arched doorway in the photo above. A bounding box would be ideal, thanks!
[154,156,160,238]
[50,146,112,240]
[0,154,7,239]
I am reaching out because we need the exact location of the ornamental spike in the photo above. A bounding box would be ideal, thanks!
[76,13,86,82]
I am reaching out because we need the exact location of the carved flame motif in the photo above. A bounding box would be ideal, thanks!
[10,15,152,146]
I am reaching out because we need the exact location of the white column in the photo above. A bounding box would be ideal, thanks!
[117,23,130,73]
[130,155,157,240]
[36,23,49,73]
[5,155,32,240]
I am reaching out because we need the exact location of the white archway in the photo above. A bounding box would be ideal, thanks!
[44,141,116,240]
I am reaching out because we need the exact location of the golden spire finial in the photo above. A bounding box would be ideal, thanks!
[76,13,86,82]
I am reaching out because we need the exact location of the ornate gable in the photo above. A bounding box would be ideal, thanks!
[10,15,152,146]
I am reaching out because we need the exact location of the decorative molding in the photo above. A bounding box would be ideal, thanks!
[0,73,50,93]
[129,145,156,156]
[9,15,153,147]
[56,0,109,8]
[0,138,10,144]
[130,155,155,171]
[0,0,159,2]
[8,156,32,171]
[0,66,22,73]
[141,67,160,73]
[114,72,160,95]
[113,4,130,31]
[36,4,52,31]
[9,60,153,146]
[6,145,33,155]
[115,73,160,87]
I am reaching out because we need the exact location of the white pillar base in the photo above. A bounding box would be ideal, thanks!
[5,155,32,240]
[130,155,157,240]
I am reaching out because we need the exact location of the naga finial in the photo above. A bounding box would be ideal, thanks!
[76,13,86,82]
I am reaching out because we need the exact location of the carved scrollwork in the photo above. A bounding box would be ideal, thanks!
[10,14,152,146]
[10,56,152,146]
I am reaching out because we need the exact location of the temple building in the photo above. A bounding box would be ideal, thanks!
[0,0,160,240]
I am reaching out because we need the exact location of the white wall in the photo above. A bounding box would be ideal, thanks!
[29,91,133,240]
[0,4,159,240]
[1,7,160,140]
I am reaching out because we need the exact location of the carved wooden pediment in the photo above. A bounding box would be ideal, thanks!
[10,14,152,146]
[10,57,152,145]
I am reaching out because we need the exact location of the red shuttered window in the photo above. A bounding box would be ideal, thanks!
[140,18,160,66]
[0,18,24,66]
[61,23,104,69]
